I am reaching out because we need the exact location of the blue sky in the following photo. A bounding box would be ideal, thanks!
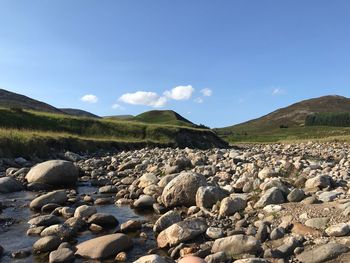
[1,1,350,127]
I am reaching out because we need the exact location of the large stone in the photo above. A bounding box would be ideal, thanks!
[287,188,305,202]
[161,172,207,207]
[305,175,332,190]
[133,195,155,209]
[75,233,132,259]
[325,223,350,237]
[153,210,182,233]
[138,173,159,188]
[157,218,207,248]
[28,214,61,227]
[49,248,75,263]
[33,236,61,253]
[30,190,67,210]
[196,186,228,209]
[26,160,78,186]
[0,177,23,193]
[219,196,247,216]
[211,235,261,256]
[254,187,285,208]
[258,167,278,180]
[133,254,169,263]
[296,243,350,263]
[74,205,97,218]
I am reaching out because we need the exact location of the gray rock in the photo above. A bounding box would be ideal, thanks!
[296,243,350,263]
[26,160,78,187]
[87,213,118,227]
[133,254,169,263]
[157,218,207,248]
[206,227,224,239]
[205,252,227,263]
[153,210,182,233]
[325,223,350,237]
[133,195,155,209]
[33,236,61,253]
[30,190,67,210]
[74,205,97,218]
[49,248,75,263]
[195,186,228,209]
[211,235,261,256]
[161,172,207,207]
[305,175,332,190]
[254,187,285,208]
[28,214,61,227]
[287,188,305,202]
[305,217,329,230]
[99,185,118,193]
[318,191,340,202]
[0,177,23,193]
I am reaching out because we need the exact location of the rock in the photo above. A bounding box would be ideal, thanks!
[90,223,103,232]
[30,190,67,210]
[161,172,207,207]
[318,191,340,202]
[115,251,127,262]
[211,235,261,256]
[75,233,132,259]
[0,177,23,193]
[305,217,329,230]
[233,259,269,263]
[40,224,74,239]
[254,187,285,208]
[74,205,97,218]
[296,243,350,263]
[205,252,227,263]
[270,227,285,240]
[28,214,61,227]
[26,160,78,186]
[258,167,278,180]
[133,195,155,209]
[87,213,119,227]
[287,188,305,202]
[138,173,159,188]
[157,218,207,248]
[195,186,228,209]
[325,223,350,237]
[153,210,182,233]
[305,175,332,190]
[99,185,118,193]
[292,222,322,237]
[64,151,82,162]
[120,220,142,232]
[219,196,247,216]
[206,227,224,239]
[33,236,61,253]
[49,248,75,263]
[133,254,169,263]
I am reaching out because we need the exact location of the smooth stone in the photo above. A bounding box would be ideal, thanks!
[153,210,182,233]
[133,254,169,263]
[0,177,23,193]
[87,213,119,227]
[296,243,350,263]
[49,248,75,263]
[30,190,67,210]
[74,205,97,218]
[33,236,61,253]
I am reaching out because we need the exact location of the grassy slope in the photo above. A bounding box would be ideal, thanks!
[132,110,196,127]
[0,108,225,157]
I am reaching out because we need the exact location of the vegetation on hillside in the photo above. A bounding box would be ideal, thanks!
[305,112,350,127]
[132,110,196,127]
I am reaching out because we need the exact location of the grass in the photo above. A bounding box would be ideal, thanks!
[0,108,223,157]
[218,125,350,144]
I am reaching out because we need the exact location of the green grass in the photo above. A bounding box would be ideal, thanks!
[0,108,223,157]
[218,125,350,144]
[132,110,195,127]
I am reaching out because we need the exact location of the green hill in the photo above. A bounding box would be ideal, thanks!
[133,110,196,127]
[60,108,101,118]
[216,95,350,143]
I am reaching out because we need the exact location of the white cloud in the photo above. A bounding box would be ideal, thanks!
[200,88,212,97]
[112,103,125,110]
[164,85,194,100]
[81,94,98,103]
[118,91,167,108]
[194,97,203,103]
[272,88,286,95]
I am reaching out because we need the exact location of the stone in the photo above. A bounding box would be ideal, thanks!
[30,190,67,210]
[138,173,159,188]
[292,222,322,237]
[195,186,228,209]
[153,210,182,233]
[157,218,207,248]
[205,252,227,263]
[296,243,350,263]
[26,160,78,186]
[318,191,340,202]
[33,236,61,253]
[305,217,329,230]
[258,167,278,180]
[120,220,142,232]
[99,185,118,193]
[305,175,332,190]
[211,235,261,256]
[87,213,119,227]
[133,254,169,263]
[133,195,155,209]
[74,205,97,218]
[233,259,270,263]
[219,196,247,216]
[161,172,207,207]
[28,214,61,227]
[206,227,224,239]
[0,177,23,193]
[325,223,350,237]
[49,248,75,263]
[287,188,305,202]
[254,187,285,208]
[75,233,132,259]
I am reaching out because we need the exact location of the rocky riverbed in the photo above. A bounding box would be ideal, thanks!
[1,143,350,262]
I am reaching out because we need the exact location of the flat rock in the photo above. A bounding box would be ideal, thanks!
[296,243,350,263]
[30,190,67,210]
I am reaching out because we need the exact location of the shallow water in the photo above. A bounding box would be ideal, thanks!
[0,185,159,262]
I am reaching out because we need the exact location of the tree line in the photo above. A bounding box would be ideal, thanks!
[305,112,350,127]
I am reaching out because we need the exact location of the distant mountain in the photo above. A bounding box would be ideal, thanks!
[104,115,134,120]
[60,108,100,118]
[0,89,65,114]
[217,95,350,135]
[133,110,196,127]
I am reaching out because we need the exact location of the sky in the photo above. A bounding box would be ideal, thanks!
[1,1,350,127]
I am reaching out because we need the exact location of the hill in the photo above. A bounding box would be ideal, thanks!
[133,110,196,127]
[0,88,65,114]
[216,95,350,143]
[104,115,134,120]
[60,108,100,118]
